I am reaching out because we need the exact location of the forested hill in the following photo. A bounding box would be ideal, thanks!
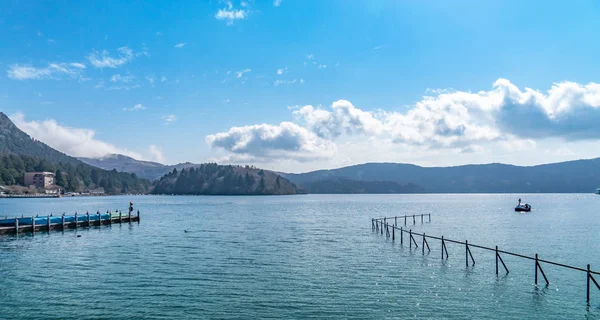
[0,112,151,194]
[282,160,600,193]
[152,164,299,195]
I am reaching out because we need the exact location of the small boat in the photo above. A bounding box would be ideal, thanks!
[515,203,531,212]
[595,188,600,195]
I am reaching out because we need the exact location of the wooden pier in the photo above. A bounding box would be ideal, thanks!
[372,216,600,306]
[0,210,140,235]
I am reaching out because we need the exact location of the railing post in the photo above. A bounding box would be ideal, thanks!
[31,216,35,234]
[409,229,412,249]
[62,214,65,230]
[421,214,423,223]
[394,216,397,227]
[429,213,431,223]
[442,236,444,260]
[413,215,415,224]
[588,264,591,305]
[46,215,50,232]
[400,227,403,245]
[465,240,469,267]
[404,215,407,226]
[392,226,395,241]
[496,246,499,275]
[535,253,539,285]
[87,212,90,227]
[381,221,383,235]
[75,212,78,229]
[14,218,18,234]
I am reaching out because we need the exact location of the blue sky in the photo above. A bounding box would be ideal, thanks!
[3,0,600,172]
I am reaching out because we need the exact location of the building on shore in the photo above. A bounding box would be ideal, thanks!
[24,172,55,189]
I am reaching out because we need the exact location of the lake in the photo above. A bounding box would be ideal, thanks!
[0,194,599,319]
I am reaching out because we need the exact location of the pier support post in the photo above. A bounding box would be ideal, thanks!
[495,246,510,275]
[394,216,397,227]
[392,226,395,241]
[400,227,403,245]
[86,212,90,227]
[31,216,35,234]
[404,215,407,226]
[409,229,412,249]
[421,214,423,223]
[441,236,448,260]
[381,221,383,235]
[14,218,18,234]
[75,213,78,229]
[413,215,415,224]
[119,211,122,223]
[46,215,50,232]
[429,213,431,223]
[97,212,101,226]
[62,214,65,230]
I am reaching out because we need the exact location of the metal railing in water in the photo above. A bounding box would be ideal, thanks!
[371,216,600,306]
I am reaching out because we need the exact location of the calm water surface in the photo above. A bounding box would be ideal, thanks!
[0,194,599,319]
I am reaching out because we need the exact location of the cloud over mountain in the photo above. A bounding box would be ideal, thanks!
[207,79,600,162]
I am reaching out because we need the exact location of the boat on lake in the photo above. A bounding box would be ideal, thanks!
[515,198,531,212]
[595,188,600,195]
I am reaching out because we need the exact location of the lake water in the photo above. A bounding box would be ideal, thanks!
[0,194,599,319]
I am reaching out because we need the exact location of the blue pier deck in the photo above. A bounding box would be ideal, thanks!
[0,211,140,235]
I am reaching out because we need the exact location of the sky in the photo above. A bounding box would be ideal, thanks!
[3,0,600,173]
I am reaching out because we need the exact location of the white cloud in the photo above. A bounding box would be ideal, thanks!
[306,54,314,59]
[7,62,85,80]
[146,76,155,84]
[277,67,288,75]
[174,43,186,48]
[273,0,282,6]
[88,47,134,68]
[69,62,86,69]
[206,79,600,164]
[148,144,165,163]
[206,122,336,162]
[215,4,248,25]
[318,64,327,69]
[235,68,252,78]
[110,74,135,83]
[274,79,297,86]
[161,114,177,124]
[373,45,384,50]
[161,76,167,82]
[11,113,143,159]
[156,31,163,36]
[123,104,146,111]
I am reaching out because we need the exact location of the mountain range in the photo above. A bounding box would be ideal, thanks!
[80,149,600,193]
[79,154,198,181]
[280,160,600,193]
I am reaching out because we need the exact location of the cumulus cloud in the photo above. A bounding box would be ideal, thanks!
[206,79,600,163]
[7,63,85,80]
[206,122,336,162]
[11,113,143,159]
[88,47,134,68]
[174,43,186,48]
[273,0,282,6]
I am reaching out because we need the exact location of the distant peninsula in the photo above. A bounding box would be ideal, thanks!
[152,164,299,195]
